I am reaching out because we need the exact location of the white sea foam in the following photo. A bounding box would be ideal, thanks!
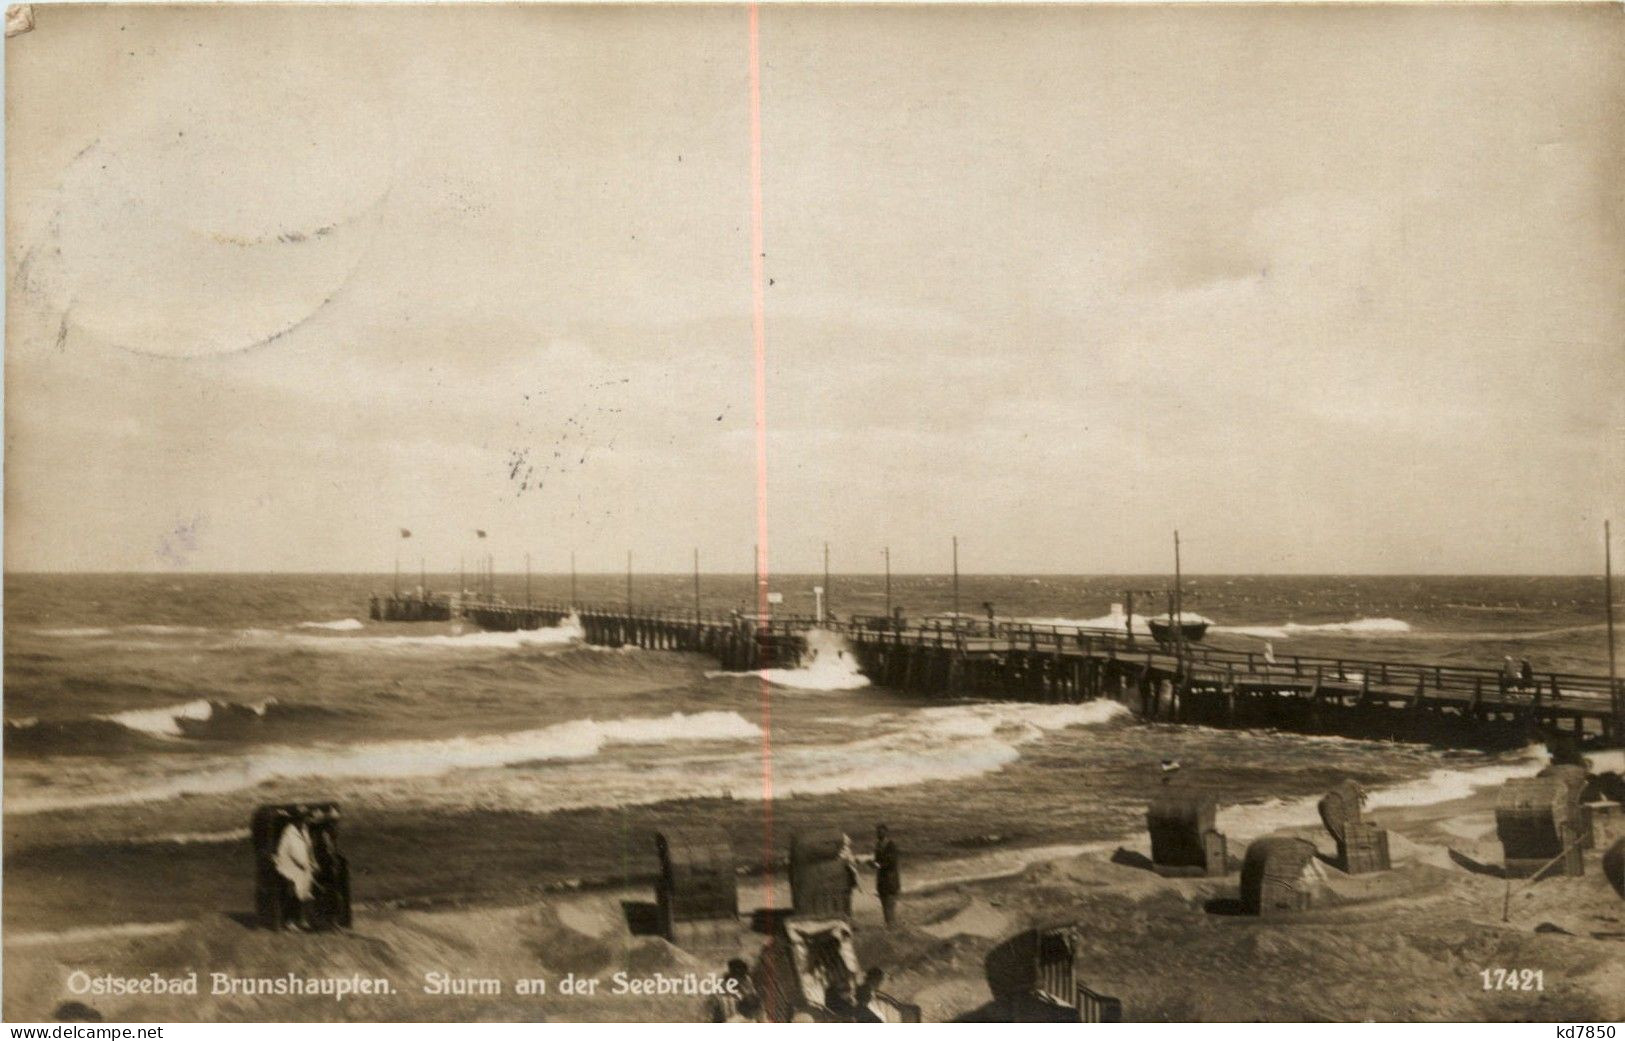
[7,709,761,814]
[707,629,870,690]
[103,699,222,738]
[15,699,1126,817]
[269,617,588,649]
[1212,617,1414,640]
[1214,744,1547,841]
[34,627,114,638]
[297,618,365,631]
[1018,608,1412,642]
[419,698,1134,814]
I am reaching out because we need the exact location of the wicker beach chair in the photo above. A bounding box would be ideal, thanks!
[653,827,739,948]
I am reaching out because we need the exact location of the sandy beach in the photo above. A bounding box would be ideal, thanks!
[7,774,1621,1024]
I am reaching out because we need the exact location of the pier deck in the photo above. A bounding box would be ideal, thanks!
[368,593,1622,746]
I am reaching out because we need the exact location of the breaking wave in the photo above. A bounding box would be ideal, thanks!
[296,618,365,631]
[1018,607,1412,642]
[489,700,1134,814]
[6,709,761,814]
[708,629,869,691]
[5,716,169,755]
[6,698,340,754]
[104,698,257,738]
[278,614,585,652]
[689,701,1125,805]
[1212,617,1413,640]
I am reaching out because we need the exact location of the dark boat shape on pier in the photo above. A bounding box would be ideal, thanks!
[1148,617,1208,644]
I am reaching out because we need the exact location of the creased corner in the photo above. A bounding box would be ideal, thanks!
[6,4,34,38]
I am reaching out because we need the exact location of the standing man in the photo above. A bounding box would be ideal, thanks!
[871,823,901,927]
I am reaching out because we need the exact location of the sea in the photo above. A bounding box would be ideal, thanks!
[3,572,1617,935]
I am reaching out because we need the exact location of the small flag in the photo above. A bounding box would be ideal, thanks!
[475,530,487,539]
[399,529,412,539]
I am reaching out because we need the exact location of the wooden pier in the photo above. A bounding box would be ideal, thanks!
[369,593,1623,747]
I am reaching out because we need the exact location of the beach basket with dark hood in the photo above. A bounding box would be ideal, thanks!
[790,830,856,919]
[653,827,738,947]
[251,802,351,930]
[1537,764,1594,847]
[1496,777,1584,879]
[1147,788,1227,877]
[983,923,1123,1022]
[1317,780,1366,845]
[1240,837,1318,915]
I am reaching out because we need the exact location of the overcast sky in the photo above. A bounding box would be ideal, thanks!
[5,4,1622,574]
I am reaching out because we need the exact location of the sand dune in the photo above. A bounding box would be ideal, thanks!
[7,784,1623,1023]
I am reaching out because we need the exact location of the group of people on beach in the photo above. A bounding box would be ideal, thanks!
[269,805,349,931]
[707,948,898,1022]
[838,824,902,926]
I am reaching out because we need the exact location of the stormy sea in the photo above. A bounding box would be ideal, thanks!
[4,572,1616,937]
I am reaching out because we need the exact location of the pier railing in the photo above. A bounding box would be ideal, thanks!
[830,616,1619,707]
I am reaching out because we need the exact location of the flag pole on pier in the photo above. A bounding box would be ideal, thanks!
[694,548,702,624]
[1174,530,1182,624]
[952,536,960,626]
[420,557,426,594]
[570,550,578,609]
[754,542,760,616]
[1607,520,1618,743]
[824,542,831,622]
[626,551,633,612]
[525,552,531,608]
[395,528,412,596]
[884,546,892,620]
[459,557,465,596]
[1173,529,1186,668]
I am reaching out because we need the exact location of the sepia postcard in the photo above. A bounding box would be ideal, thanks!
[4,0,1623,1027]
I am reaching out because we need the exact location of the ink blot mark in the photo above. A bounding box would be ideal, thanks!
[156,515,204,569]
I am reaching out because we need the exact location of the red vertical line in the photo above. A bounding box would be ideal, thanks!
[747,1,774,910]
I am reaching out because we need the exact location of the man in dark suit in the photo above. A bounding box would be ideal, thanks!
[872,823,900,927]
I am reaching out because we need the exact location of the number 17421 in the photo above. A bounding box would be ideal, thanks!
[1481,968,1544,991]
